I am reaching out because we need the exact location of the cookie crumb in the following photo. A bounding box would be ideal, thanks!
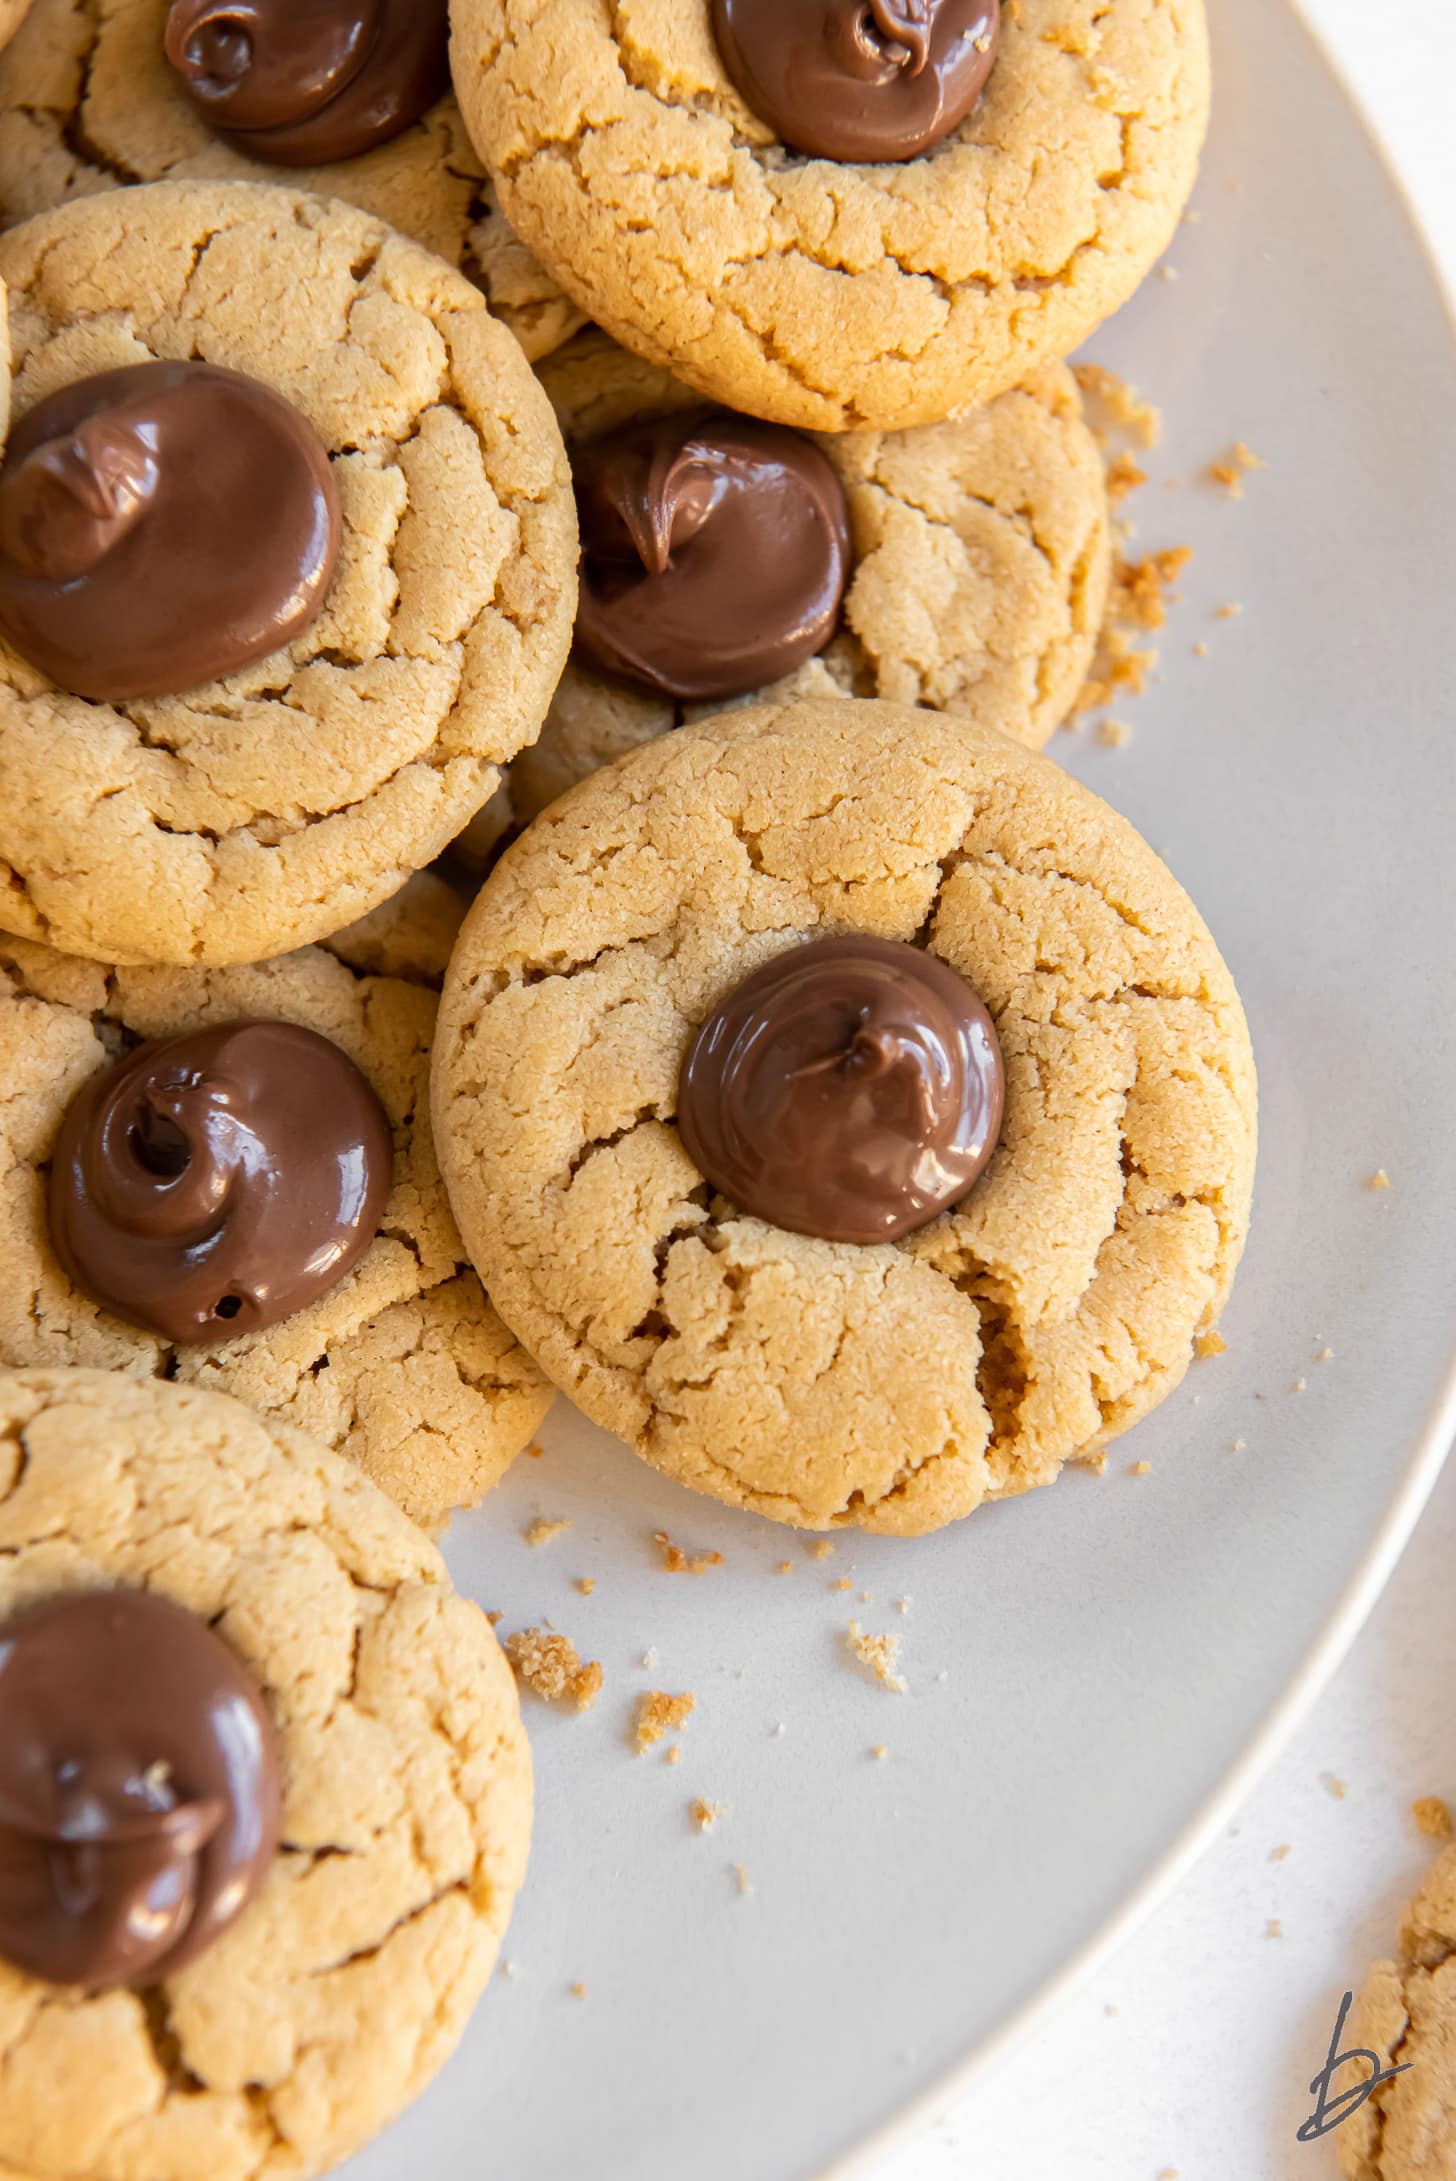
[526,1443,544,1459]
[1265,1920,1283,1939]
[1195,1329,1228,1359]
[1073,363,1162,449]
[1291,1376,1307,1393]
[640,1647,658,1670]
[1368,1169,1392,1190]
[500,1958,518,1979]
[1105,452,1147,504]
[1088,1450,1108,1474]
[1129,1460,1152,1477]
[525,1516,570,1547]
[653,1529,723,1574]
[860,1590,874,1604]
[870,1744,889,1762]
[774,1560,794,1575]
[1207,442,1267,497]
[664,1745,682,1766]
[829,1577,854,1592]
[847,1621,907,1694]
[809,1540,835,1560]
[895,1596,912,1615]
[1157,263,1180,282]
[570,1981,587,1999]
[1214,601,1243,619]
[1270,1844,1291,1862]
[1414,1796,1454,1841]
[1192,639,1209,657]
[1230,1438,1247,1452]
[690,1798,728,1831]
[505,1628,603,1712]
[486,1608,503,1627]
[1096,718,1133,748]
[1321,1771,1348,1801]
[1316,1346,1335,1362]
[732,1863,753,1896]
[635,1691,696,1753]
[1073,547,1192,725]
[575,1577,596,1596]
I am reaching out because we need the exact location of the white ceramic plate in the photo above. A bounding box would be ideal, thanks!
[343,2,1456,2173]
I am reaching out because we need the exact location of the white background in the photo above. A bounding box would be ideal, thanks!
[865,6,1456,2177]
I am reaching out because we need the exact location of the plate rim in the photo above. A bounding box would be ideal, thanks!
[822,3,1456,2170]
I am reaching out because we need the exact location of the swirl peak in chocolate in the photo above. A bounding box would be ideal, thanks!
[48,1020,394,1344]
[713,0,1000,163]
[678,935,1004,1244]
[573,410,851,702]
[0,1590,281,1990]
[165,0,451,165]
[0,361,341,702]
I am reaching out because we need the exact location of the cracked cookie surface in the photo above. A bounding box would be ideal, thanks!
[0,933,552,1530]
[0,0,583,359]
[0,1366,532,2181]
[1340,1844,1456,2181]
[510,329,1111,826]
[451,0,1210,430]
[0,178,578,967]
[433,695,1256,1535]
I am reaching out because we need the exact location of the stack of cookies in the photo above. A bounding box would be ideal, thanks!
[0,0,1254,2173]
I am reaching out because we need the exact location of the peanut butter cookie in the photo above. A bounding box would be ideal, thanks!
[0,179,577,967]
[509,329,1110,827]
[0,932,552,1530]
[451,0,1210,430]
[1339,1843,1456,2180]
[0,1365,532,2181]
[0,0,582,360]
[433,695,1256,1536]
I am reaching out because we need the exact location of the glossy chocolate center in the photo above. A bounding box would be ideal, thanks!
[48,1020,394,1344]
[678,934,1004,1243]
[164,0,450,164]
[0,362,340,702]
[573,410,851,702]
[0,1591,281,1990]
[713,0,1000,162]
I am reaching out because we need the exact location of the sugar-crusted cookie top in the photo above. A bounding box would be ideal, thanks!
[0,1367,531,2181]
[0,934,551,1527]
[0,0,583,357]
[435,696,1256,1534]
[511,331,1110,822]
[453,0,1209,429]
[0,179,577,966]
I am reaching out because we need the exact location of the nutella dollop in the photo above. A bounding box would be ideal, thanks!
[0,1590,281,1990]
[0,362,340,702]
[678,935,1004,1244]
[573,410,851,702]
[164,0,450,165]
[48,1020,394,1344]
[713,0,1000,163]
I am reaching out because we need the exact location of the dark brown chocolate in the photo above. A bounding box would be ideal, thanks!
[0,1590,281,1990]
[48,1020,394,1344]
[0,362,340,702]
[712,0,1000,163]
[678,934,1004,1243]
[164,0,449,165]
[572,410,851,702]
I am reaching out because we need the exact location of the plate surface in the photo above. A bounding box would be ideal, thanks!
[343,3,1456,2174]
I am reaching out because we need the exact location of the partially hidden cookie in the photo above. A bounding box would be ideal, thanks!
[1339,1842,1456,2180]
[0,0,583,361]
[451,0,1210,430]
[0,931,552,1529]
[0,179,577,967]
[0,1366,532,2181]
[323,867,469,988]
[433,696,1256,1536]
[509,328,1111,826]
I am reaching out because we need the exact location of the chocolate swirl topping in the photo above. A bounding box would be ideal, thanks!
[712,0,1000,163]
[0,1591,281,1990]
[48,1021,394,1345]
[165,0,450,165]
[0,362,340,702]
[678,935,1005,1244]
[573,410,852,703]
